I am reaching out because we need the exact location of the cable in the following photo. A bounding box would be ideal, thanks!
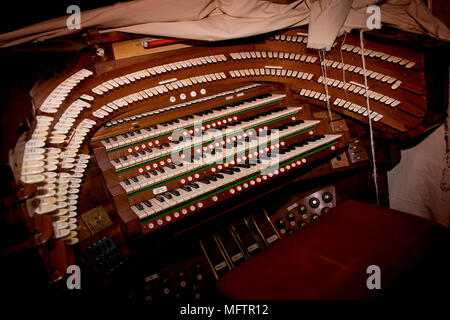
[318,49,335,132]
[339,32,349,101]
[359,30,380,205]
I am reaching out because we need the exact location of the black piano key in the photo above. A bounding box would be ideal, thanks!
[144,200,152,207]
[156,167,165,174]
[155,195,165,202]
[162,193,172,200]
[170,190,180,196]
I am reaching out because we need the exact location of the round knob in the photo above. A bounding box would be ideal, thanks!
[297,204,307,214]
[191,263,202,274]
[286,229,295,235]
[310,214,319,221]
[322,192,333,203]
[321,207,331,214]
[285,212,295,222]
[162,287,171,296]
[298,220,307,228]
[275,218,286,229]
[144,295,153,302]
[309,197,320,208]
[128,290,137,301]
[176,270,187,280]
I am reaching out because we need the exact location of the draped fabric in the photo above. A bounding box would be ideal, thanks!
[0,0,448,49]
[388,70,450,229]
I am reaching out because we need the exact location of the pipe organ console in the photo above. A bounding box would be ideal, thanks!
[3,26,448,301]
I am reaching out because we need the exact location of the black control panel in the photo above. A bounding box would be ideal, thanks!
[85,236,126,275]
[269,186,337,238]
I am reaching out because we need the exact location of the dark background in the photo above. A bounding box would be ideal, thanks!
[0,1,125,33]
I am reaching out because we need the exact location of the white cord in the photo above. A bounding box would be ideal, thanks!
[318,49,335,132]
[359,30,380,205]
[339,32,349,101]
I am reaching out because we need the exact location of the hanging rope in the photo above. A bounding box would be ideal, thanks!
[318,49,335,132]
[339,32,349,101]
[359,30,380,205]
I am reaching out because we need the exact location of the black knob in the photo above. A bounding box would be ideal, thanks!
[128,290,137,301]
[297,204,307,214]
[175,291,183,299]
[286,229,295,235]
[191,263,204,281]
[275,218,286,229]
[322,192,333,203]
[321,207,331,214]
[285,212,295,222]
[309,197,320,208]
[298,221,307,228]
[193,291,201,300]
[161,277,171,296]
[191,263,202,274]
[310,214,319,221]
[176,270,187,280]
[162,286,171,296]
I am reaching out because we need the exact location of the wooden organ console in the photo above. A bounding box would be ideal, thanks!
[2,26,448,302]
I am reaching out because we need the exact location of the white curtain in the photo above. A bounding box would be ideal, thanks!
[388,69,450,228]
[0,0,448,49]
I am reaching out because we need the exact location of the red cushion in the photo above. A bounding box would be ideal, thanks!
[217,200,447,300]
